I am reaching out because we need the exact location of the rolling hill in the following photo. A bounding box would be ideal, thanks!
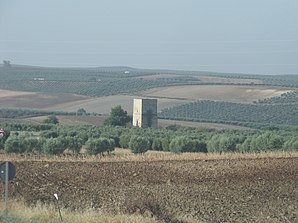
[0,65,297,128]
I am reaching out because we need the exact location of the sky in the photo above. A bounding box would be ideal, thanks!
[0,0,298,74]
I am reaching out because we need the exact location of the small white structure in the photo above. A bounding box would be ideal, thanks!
[0,128,4,137]
[133,99,157,128]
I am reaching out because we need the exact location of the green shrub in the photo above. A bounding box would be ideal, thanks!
[283,137,298,151]
[43,115,59,124]
[192,140,208,153]
[250,132,284,151]
[129,136,150,154]
[207,134,238,153]
[169,136,196,153]
[119,134,131,148]
[151,138,163,151]
[4,136,26,154]
[161,138,170,151]
[85,137,115,155]
[43,138,65,155]
[23,138,45,153]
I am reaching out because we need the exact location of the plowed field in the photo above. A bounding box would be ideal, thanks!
[2,157,298,223]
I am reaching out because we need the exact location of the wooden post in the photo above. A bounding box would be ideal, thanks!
[4,161,9,215]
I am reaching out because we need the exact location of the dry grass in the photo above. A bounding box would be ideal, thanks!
[0,89,35,98]
[198,76,263,84]
[0,200,161,223]
[1,149,297,163]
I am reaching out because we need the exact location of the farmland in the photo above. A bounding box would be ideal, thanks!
[159,100,298,128]
[1,154,297,223]
[1,65,298,222]
[1,65,298,128]
[0,86,293,115]
[140,85,292,103]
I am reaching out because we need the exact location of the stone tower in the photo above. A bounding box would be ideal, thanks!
[133,99,157,128]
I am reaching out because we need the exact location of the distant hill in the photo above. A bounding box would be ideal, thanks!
[1,64,298,128]
[1,64,298,97]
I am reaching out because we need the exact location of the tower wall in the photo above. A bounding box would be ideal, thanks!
[133,99,157,128]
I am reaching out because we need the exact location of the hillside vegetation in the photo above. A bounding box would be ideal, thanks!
[0,66,200,97]
[1,65,298,97]
[159,100,298,128]
[1,65,298,128]
[1,122,298,155]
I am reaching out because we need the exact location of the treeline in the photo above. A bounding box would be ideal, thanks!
[0,77,200,97]
[257,91,298,104]
[0,67,200,97]
[158,100,298,128]
[208,73,298,88]
[0,108,94,118]
[1,123,298,155]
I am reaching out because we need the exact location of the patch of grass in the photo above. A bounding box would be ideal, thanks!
[0,149,297,163]
[1,201,161,223]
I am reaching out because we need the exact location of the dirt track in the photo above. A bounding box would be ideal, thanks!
[2,157,298,223]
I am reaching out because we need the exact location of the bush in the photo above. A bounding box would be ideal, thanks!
[283,137,298,151]
[161,138,170,151]
[0,129,10,150]
[4,136,26,154]
[169,136,197,153]
[85,137,115,155]
[238,137,252,152]
[129,136,150,154]
[151,138,163,151]
[192,140,208,153]
[250,132,284,151]
[23,138,45,153]
[119,134,131,148]
[63,136,83,154]
[43,115,59,124]
[43,138,65,155]
[207,134,238,153]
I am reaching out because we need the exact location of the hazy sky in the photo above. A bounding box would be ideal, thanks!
[1,0,298,74]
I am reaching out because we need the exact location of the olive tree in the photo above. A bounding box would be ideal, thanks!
[129,135,150,154]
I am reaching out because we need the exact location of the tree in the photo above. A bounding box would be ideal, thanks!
[77,108,87,116]
[119,134,131,148]
[67,136,83,154]
[23,138,45,153]
[129,135,150,154]
[43,115,59,125]
[4,136,26,153]
[169,136,202,153]
[207,134,239,153]
[193,140,208,153]
[85,137,115,155]
[0,128,10,150]
[151,138,163,151]
[43,138,65,155]
[3,60,11,68]
[104,105,131,126]
[250,132,284,152]
[283,137,298,151]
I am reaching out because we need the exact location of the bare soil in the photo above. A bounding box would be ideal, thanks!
[2,157,298,223]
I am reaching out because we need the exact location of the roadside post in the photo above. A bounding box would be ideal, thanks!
[54,193,63,221]
[0,161,16,215]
